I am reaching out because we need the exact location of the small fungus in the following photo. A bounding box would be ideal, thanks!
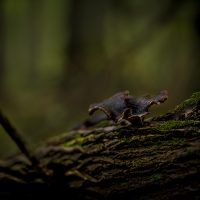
[89,90,168,125]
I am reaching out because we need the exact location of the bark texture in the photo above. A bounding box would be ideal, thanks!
[0,92,200,199]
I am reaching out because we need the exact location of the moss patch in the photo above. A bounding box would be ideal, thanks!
[178,92,200,110]
[156,138,186,146]
[63,134,85,147]
[158,120,200,131]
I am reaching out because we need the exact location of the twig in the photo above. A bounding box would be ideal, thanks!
[0,109,39,167]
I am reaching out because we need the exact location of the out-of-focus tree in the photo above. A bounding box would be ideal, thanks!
[63,0,107,86]
[108,0,189,68]
[192,0,200,91]
[58,0,109,120]
[27,0,42,85]
[0,0,5,97]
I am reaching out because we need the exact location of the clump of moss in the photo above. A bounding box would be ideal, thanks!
[178,92,200,110]
[64,134,85,147]
[95,143,105,150]
[158,120,200,131]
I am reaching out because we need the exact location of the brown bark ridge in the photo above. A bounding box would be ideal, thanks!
[0,92,200,199]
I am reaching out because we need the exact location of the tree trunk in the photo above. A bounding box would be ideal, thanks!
[0,0,5,97]
[0,92,200,199]
[27,0,42,85]
[192,0,200,91]
[63,0,106,86]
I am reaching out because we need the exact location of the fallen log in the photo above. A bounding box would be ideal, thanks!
[0,92,200,199]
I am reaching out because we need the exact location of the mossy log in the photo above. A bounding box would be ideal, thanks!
[0,92,200,199]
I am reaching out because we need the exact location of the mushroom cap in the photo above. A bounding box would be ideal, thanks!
[89,90,168,124]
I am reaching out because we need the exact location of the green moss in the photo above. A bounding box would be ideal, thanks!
[120,136,132,143]
[132,158,143,167]
[95,143,105,150]
[64,139,77,147]
[63,133,99,147]
[156,138,186,146]
[63,133,85,147]
[178,92,200,109]
[158,120,200,131]
[87,134,96,141]
[151,173,162,181]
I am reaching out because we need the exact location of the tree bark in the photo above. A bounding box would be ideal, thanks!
[0,92,200,199]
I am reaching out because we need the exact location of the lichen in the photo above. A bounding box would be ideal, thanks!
[158,120,200,131]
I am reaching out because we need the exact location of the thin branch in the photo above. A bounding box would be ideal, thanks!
[0,109,39,167]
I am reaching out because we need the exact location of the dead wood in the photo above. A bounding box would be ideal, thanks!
[0,92,199,199]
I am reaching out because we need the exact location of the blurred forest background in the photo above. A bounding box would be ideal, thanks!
[0,0,200,157]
